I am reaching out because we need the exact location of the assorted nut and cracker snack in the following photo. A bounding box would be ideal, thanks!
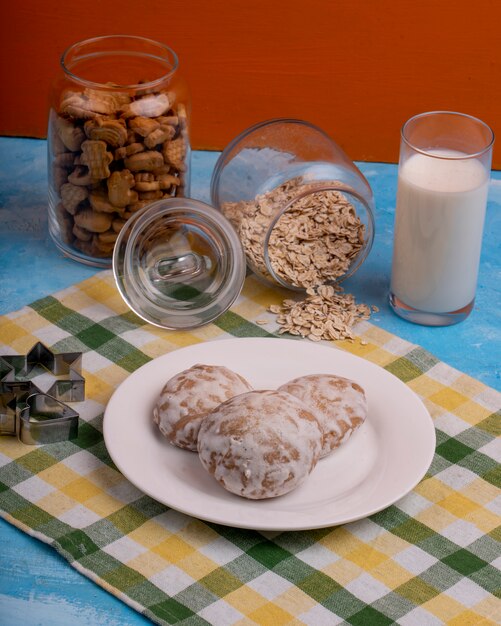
[48,37,190,264]
[49,90,189,261]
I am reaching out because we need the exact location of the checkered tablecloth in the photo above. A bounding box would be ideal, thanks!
[0,270,499,625]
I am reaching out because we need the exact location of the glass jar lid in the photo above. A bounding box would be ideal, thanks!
[113,198,246,329]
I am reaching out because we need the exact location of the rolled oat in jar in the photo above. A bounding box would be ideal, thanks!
[210,119,375,291]
[222,178,367,289]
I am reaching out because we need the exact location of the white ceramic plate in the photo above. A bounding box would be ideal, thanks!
[103,338,436,531]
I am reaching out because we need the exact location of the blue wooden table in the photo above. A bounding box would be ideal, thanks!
[0,137,499,624]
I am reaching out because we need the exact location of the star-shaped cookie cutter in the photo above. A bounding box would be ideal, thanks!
[0,342,84,401]
[0,342,84,444]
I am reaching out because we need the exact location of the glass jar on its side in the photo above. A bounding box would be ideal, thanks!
[48,35,191,267]
[210,119,375,291]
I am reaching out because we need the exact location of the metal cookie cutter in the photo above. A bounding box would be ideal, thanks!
[0,342,84,444]
[0,392,79,445]
[0,341,84,402]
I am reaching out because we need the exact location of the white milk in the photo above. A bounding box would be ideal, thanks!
[391,149,489,313]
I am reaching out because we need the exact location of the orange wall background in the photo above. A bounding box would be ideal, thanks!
[2,0,500,166]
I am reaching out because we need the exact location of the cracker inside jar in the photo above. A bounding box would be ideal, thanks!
[49,87,189,260]
[221,178,366,290]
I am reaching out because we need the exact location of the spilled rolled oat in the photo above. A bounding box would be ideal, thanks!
[269,285,378,342]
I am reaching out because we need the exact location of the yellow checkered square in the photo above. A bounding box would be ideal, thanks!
[248,602,294,625]
[78,277,123,308]
[85,493,124,517]
[177,551,219,579]
[454,401,492,425]
[371,532,410,557]
[273,588,316,616]
[128,520,171,549]
[347,544,389,569]
[371,559,415,587]
[423,594,467,621]
[178,519,220,548]
[152,534,196,563]
[416,505,458,531]
[438,492,481,518]
[38,464,81,489]
[430,388,470,412]
[61,477,103,502]
[342,339,379,359]
[323,558,362,586]
[0,323,32,350]
[448,609,497,625]
[461,479,499,506]
[225,586,268,614]
[128,551,179,578]
[356,345,399,367]
[242,276,284,307]
[84,369,126,403]
[408,375,447,398]
[463,507,500,534]
[320,527,361,555]
[415,477,454,503]
[0,437,33,461]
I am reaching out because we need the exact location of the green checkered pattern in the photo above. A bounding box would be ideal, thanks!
[0,271,500,625]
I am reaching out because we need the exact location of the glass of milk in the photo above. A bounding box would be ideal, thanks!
[389,111,494,326]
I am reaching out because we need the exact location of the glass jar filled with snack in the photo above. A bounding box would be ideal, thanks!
[210,119,375,291]
[48,35,190,267]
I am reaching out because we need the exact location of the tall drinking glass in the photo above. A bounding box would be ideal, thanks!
[389,111,494,326]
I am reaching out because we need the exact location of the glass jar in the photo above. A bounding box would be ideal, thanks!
[48,35,190,267]
[210,119,375,291]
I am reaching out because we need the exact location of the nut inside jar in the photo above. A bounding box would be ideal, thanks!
[48,37,190,266]
[49,94,189,261]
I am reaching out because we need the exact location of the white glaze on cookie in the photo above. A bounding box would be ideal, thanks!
[279,374,367,457]
[153,364,253,451]
[197,390,323,499]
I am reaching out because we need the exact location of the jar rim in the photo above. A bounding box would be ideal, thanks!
[61,35,179,90]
